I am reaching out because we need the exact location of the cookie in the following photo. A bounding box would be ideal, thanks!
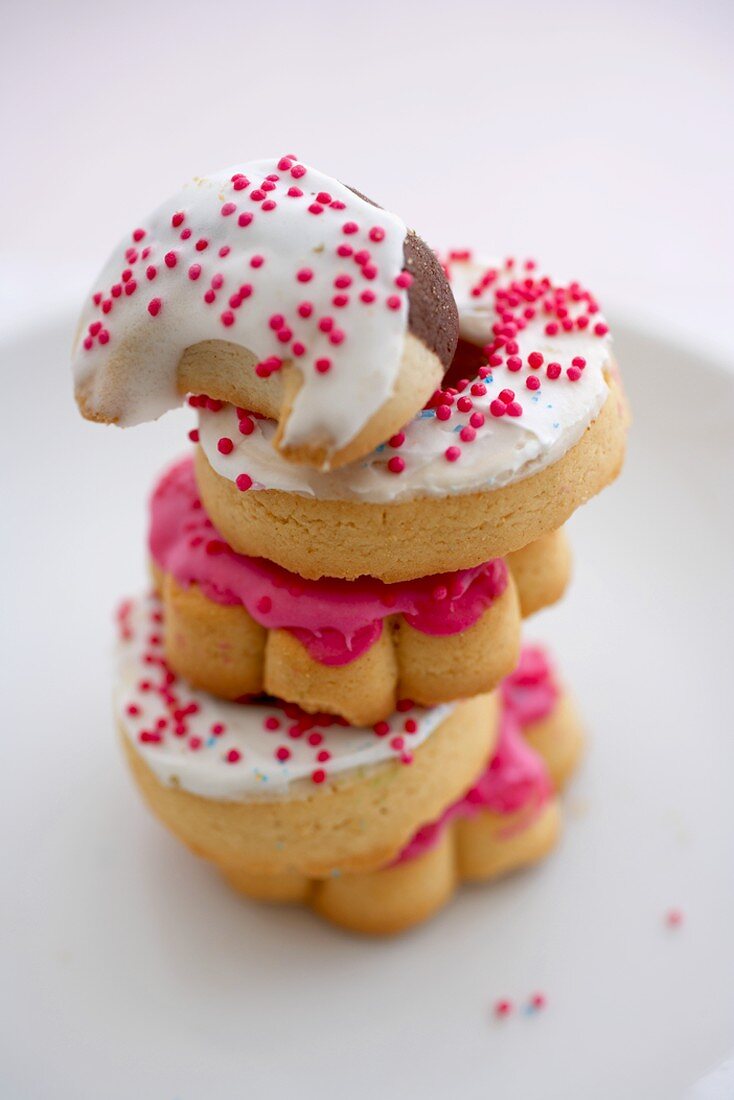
[227,645,583,935]
[148,457,569,724]
[118,595,498,878]
[192,254,626,580]
[72,156,457,470]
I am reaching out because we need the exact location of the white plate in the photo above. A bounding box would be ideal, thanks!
[2,317,733,1100]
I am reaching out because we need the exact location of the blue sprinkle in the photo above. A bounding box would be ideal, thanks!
[420,409,436,419]
[206,736,216,747]
[553,422,560,429]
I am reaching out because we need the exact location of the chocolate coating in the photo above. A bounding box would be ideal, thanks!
[348,185,458,369]
[402,230,458,370]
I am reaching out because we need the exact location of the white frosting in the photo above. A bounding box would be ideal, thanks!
[197,255,611,502]
[117,595,455,801]
[73,156,409,459]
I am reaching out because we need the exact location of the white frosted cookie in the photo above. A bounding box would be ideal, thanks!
[73,155,457,470]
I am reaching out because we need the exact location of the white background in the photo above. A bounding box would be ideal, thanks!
[2,3,734,1099]
[1,0,733,343]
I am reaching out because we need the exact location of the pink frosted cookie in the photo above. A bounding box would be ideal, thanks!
[149,457,571,724]
[72,155,457,470]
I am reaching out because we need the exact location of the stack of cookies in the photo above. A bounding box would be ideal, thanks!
[73,156,628,934]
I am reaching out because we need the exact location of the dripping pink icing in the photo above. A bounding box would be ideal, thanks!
[394,646,557,863]
[149,456,508,666]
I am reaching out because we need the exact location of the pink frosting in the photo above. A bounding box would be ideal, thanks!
[149,457,508,666]
[395,646,558,863]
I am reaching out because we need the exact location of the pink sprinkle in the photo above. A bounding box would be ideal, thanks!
[530,993,547,1011]
[666,909,684,928]
[436,404,452,421]
[315,358,331,374]
[290,164,306,179]
[506,402,523,417]
[298,302,313,318]
[546,362,562,379]
[342,221,359,235]
[490,399,506,418]
[217,437,234,455]
[238,212,253,228]
[188,264,202,281]
[395,271,413,288]
[287,186,303,198]
[171,212,185,228]
[526,375,541,391]
[445,446,461,462]
[374,721,390,737]
[221,310,235,327]
[236,473,253,492]
[494,1000,513,1019]
[594,322,609,336]
[360,290,376,304]
[386,295,401,310]
[276,746,291,762]
[311,769,327,784]
[147,298,162,317]
[264,716,280,731]
[572,356,586,369]
[369,226,385,242]
[388,456,405,474]
[188,429,199,443]
[132,228,146,242]
[567,366,582,381]
[225,749,242,764]
[164,251,177,269]
[221,202,237,217]
[257,596,272,614]
[250,254,264,268]
[297,268,313,283]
